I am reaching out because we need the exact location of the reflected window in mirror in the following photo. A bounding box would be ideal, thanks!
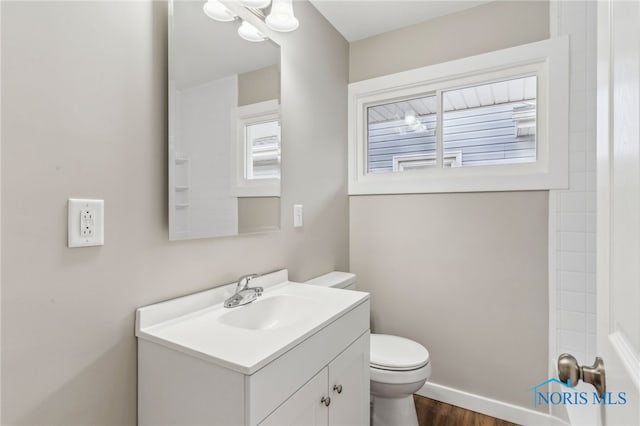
[246,121,281,181]
[231,99,280,198]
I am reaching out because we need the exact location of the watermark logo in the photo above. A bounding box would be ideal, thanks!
[529,378,627,408]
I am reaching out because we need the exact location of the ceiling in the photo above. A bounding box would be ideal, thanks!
[308,0,493,42]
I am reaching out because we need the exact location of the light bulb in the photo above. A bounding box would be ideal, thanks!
[239,0,272,8]
[237,20,267,42]
[404,110,416,125]
[266,0,299,32]
[203,0,236,22]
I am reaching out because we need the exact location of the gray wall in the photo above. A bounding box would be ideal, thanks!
[238,197,280,234]
[238,64,280,107]
[1,1,349,425]
[349,1,550,409]
[350,193,549,408]
[350,0,550,82]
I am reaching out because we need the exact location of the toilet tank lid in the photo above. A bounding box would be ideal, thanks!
[304,271,356,289]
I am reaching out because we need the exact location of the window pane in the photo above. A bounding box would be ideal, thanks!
[442,76,536,167]
[245,120,281,180]
[366,95,437,174]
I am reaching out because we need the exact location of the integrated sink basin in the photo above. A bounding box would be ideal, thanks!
[218,294,315,330]
[135,269,369,374]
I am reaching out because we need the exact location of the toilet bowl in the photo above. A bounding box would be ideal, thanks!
[305,272,431,426]
[370,334,431,426]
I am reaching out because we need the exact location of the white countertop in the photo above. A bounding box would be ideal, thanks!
[135,271,369,375]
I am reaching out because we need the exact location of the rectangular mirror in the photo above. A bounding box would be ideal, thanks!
[169,0,281,240]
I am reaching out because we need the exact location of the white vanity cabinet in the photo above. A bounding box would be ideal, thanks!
[136,270,370,426]
[328,332,370,426]
[260,368,329,426]
[260,332,369,426]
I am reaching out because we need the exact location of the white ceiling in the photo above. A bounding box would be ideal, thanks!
[308,0,493,42]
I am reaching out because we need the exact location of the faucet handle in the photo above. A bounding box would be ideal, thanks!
[236,273,259,290]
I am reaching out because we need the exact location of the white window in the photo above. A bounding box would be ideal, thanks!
[231,99,281,197]
[348,37,569,194]
[245,120,281,180]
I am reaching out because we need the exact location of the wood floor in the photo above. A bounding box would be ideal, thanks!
[414,395,521,426]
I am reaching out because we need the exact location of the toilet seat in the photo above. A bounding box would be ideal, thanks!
[370,334,430,371]
[370,361,432,385]
[369,334,431,385]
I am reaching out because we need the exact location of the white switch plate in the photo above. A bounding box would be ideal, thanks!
[293,204,303,228]
[68,198,104,248]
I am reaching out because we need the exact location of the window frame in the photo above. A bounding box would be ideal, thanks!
[347,37,569,195]
[230,99,281,197]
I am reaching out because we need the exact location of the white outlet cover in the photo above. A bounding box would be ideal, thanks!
[68,198,104,248]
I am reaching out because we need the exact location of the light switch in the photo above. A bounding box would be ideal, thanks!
[68,198,104,248]
[293,204,303,228]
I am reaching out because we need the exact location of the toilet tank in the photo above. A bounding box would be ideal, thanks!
[304,271,357,290]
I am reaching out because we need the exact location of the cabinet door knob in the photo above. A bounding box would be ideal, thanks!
[333,384,343,394]
[320,396,331,407]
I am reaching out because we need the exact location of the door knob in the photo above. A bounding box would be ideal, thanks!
[320,396,331,407]
[557,353,606,397]
[333,384,343,394]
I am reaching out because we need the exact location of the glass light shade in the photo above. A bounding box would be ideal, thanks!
[237,20,267,42]
[404,110,416,124]
[238,0,272,8]
[203,0,237,22]
[265,0,299,32]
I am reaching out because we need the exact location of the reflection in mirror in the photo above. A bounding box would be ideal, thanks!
[169,0,281,240]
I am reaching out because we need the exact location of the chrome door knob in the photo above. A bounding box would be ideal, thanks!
[557,353,606,397]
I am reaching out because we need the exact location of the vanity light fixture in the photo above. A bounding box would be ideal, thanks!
[203,0,237,22]
[237,20,267,42]
[265,0,299,32]
[203,0,299,43]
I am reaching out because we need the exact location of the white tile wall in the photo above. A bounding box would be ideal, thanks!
[555,0,597,364]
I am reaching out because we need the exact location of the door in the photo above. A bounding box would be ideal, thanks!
[259,368,329,426]
[596,0,640,424]
[328,333,370,426]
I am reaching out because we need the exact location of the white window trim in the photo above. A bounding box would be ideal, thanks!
[230,99,281,197]
[347,37,570,195]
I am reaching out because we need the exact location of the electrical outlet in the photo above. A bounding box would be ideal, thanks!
[68,199,104,248]
[80,210,95,237]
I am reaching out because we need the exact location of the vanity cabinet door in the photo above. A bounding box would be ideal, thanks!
[259,368,329,426]
[328,332,370,426]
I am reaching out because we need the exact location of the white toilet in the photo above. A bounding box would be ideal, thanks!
[305,272,431,426]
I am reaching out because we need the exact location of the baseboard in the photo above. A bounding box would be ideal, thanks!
[416,382,569,426]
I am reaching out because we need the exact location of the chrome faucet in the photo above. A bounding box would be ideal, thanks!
[224,274,263,308]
